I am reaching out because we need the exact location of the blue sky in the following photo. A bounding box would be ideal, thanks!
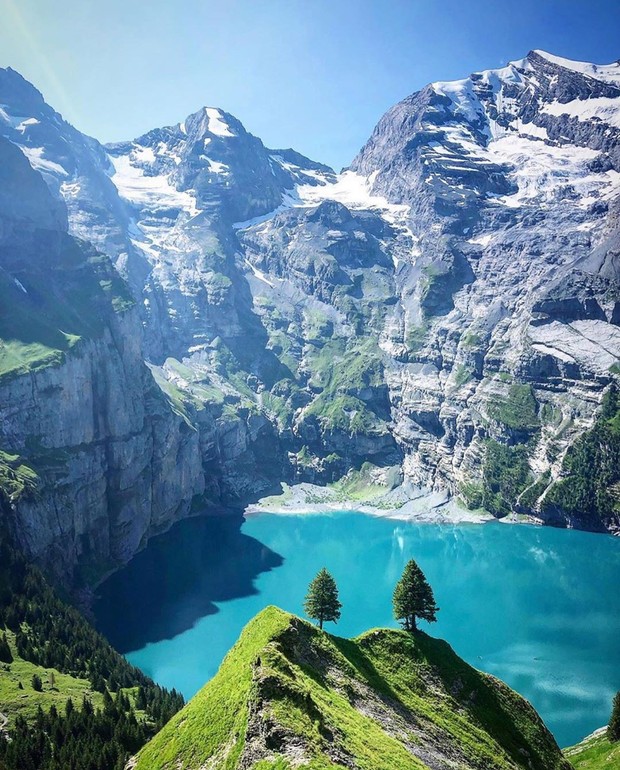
[1,0,619,169]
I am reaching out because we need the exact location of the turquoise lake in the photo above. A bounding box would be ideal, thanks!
[94,511,620,749]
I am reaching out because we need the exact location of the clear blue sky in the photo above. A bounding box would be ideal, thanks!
[1,0,619,169]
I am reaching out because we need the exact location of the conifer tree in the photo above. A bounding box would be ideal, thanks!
[393,559,438,632]
[303,568,342,629]
[0,632,12,663]
[608,691,620,742]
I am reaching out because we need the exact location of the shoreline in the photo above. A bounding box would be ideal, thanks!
[244,480,515,525]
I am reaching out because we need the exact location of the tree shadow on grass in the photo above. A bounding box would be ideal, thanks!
[93,513,283,653]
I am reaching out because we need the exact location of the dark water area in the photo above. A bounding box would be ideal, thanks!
[94,511,620,748]
[94,515,283,652]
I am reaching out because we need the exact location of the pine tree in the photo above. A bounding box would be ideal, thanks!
[0,632,13,663]
[303,568,342,629]
[31,674,42,692]
[393,559,438,632]
[608,690,620,742]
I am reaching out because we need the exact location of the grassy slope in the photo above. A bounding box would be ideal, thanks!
[0,630,105,722]
[0,235,133,380]
[564,728,620,769]
[134,607,569,770]
[134,607,292,770]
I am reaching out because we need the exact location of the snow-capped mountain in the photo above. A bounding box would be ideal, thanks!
[1,49,620,576]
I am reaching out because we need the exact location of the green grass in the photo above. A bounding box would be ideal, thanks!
[0,631,105,723]
[329,462,399,502]
[304,393,386,435]
[480,440,532,517]
[488,384,540,431]
[542,386,620,527]
[453,364,473,387]
[134,607,569,770]
[0,450,39,503]
[0,234,134,380]
[301,336,388,435]
[564,729,620,769]
[405,323,429,354]
[134,607,293,770]
[462,332,482,348]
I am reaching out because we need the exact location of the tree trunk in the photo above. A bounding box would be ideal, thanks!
[319,616,323,630]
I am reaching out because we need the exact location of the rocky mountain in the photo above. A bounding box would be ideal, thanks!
[132,606,571,770]
[0,133,206,583]
[1,49,620,581]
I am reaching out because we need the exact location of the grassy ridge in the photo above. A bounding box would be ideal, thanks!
[134,607,292,770]
[134,607,569,770]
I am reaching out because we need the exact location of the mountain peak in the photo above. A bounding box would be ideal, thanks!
[177,104,243,142]
[526,49,620,85]
[0,66,48,115]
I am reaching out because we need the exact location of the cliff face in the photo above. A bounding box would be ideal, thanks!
[0,136,200,582]
[1,50,620,581]
[0,137,284,584]
[133,606,571,770]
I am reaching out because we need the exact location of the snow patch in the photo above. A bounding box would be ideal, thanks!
[432,78,485,123]
[532,50,620,85]
[205,108,234,137]
[467,233,493,247]
[295,170,410,224]
[134,146,156,163]
[541,97,620,129]
[486,134,610,208]
[110,154,200,215]
[21,146,68,177]
[203,157,229,174]
[244,259,275,288]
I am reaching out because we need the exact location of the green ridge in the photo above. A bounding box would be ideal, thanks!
[134,606,570,770]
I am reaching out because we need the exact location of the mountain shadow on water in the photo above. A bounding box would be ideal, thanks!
[93,514,284,653]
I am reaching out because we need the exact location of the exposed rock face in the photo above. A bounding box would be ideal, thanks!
[0,136,282,584]
[1,48,620,580]
[346,50,620,526]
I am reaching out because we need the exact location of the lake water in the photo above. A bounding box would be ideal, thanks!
[94,511,620,749]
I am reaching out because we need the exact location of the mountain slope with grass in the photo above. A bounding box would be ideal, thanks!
[134,606,570,770]
[565,727,620,769]
[0,533,184,770]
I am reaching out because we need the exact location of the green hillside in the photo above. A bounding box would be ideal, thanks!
[0,534,184,770]
[134,606,570,770]
[565,728,620,769]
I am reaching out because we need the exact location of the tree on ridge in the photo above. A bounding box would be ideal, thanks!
[304,568,342,630]
[393,558,438,633]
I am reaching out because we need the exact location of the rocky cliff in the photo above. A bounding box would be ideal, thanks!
[0,134,282,585]
[1,50,620,582]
